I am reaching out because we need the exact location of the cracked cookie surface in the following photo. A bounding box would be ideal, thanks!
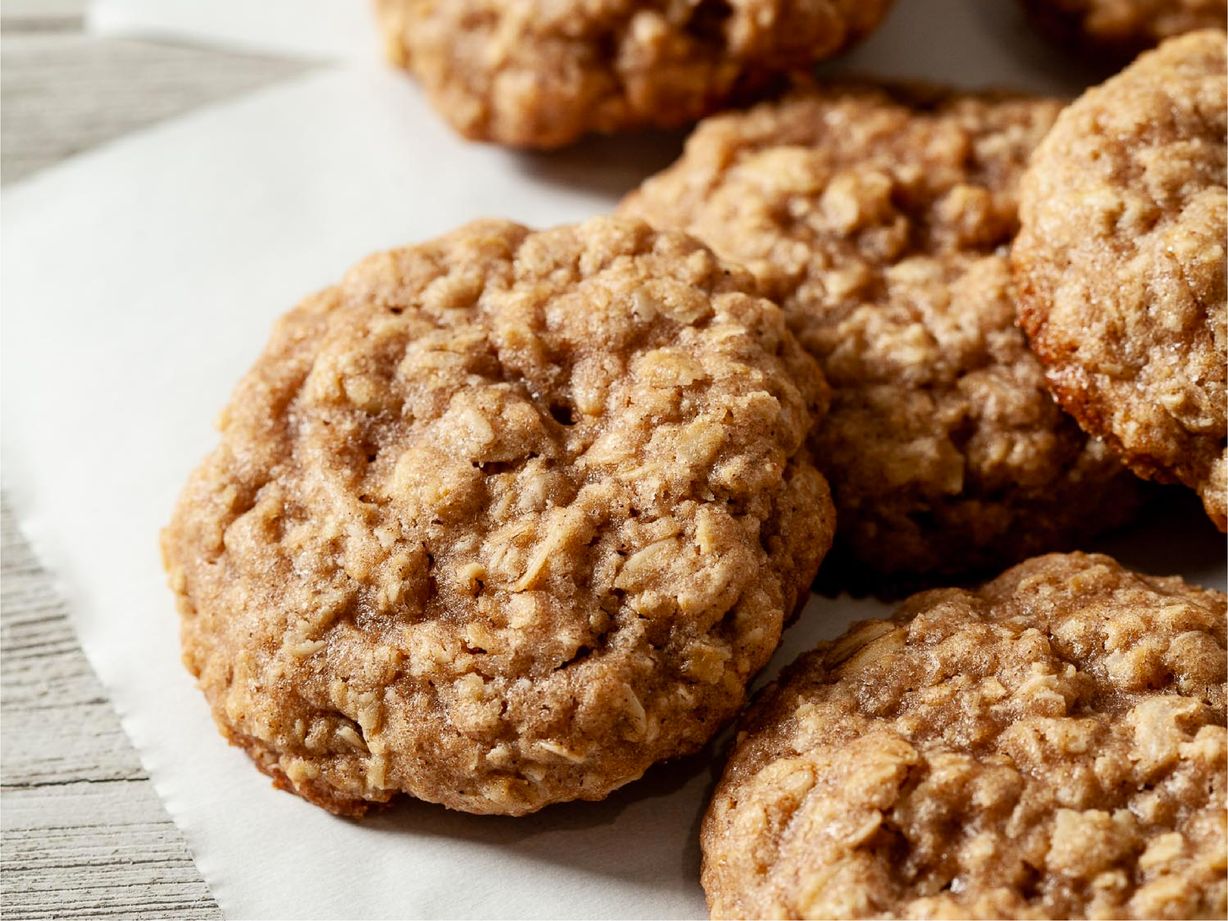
[703,552,1227,919]
[1014,31,1228,531]
[621,83,1141,580]
[375,0,894,148]
[162,217,834,816]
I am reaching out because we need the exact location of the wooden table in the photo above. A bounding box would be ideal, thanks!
[1,4,312,915]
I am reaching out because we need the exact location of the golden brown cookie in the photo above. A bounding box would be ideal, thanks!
[162,217,835,816]
[703,552,1228,920]
[621,83,1142,581]
[1014,31,1227,531]
[375,0,894,148]
[1022,0,1226,57]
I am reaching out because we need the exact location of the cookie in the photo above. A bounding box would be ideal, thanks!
[161,217,835,816]
[703,552,1228,919]
[375,0,894,148]
[1022,0,1226,57]
[621,83,1142,581]
[1014,31,1227,531]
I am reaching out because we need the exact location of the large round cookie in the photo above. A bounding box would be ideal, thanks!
[161,217,835,816]
[703,552,1227,919]
[1023,0,1226,57]
[621,83,1142,580]
[1014,31,1227,531]
[375,0,894,148]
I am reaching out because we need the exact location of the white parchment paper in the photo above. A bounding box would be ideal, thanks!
[4,2,1224,918]
[88,0,378,61]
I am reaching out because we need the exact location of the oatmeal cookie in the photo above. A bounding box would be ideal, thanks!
[621,83,1141,580]
[374,0,894,148]
[1014,31,1227,531]
[1022,0,1226,57]
[703,552,1228,919]
[161,217,834,816]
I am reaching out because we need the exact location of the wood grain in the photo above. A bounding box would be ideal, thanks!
[1,17,310,184]
[1,497,222,919]
[2,8,314,917]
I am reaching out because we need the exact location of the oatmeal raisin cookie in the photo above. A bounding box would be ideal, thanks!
[1014,31,1227,530]
[375,0,894,148]
[703,552,1227,919]
[162,217,834,816]
[622,83,1142,579]
[1023,0,1226,57]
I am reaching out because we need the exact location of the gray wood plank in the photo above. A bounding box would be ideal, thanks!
[1,497,224,919]
[2,11,317,918]
[2,29,311,184]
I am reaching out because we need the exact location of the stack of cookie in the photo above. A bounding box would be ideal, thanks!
[163,6,1226,919]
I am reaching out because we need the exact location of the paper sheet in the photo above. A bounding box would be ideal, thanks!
[5,2,1225,918]
[88,0,378,61]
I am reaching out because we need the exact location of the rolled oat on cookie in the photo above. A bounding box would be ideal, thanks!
[375,0,894,148]
[621,82,1143,582]
[702,552,1227,919]
[1014,30,1227,531]
[162,216,834,816]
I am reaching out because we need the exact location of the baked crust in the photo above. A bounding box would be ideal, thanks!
[1014,31,1227,531]
[621,83,1143,579]
[162,217,835,816]
[703,552,1228,919]
[375,0,894,148]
